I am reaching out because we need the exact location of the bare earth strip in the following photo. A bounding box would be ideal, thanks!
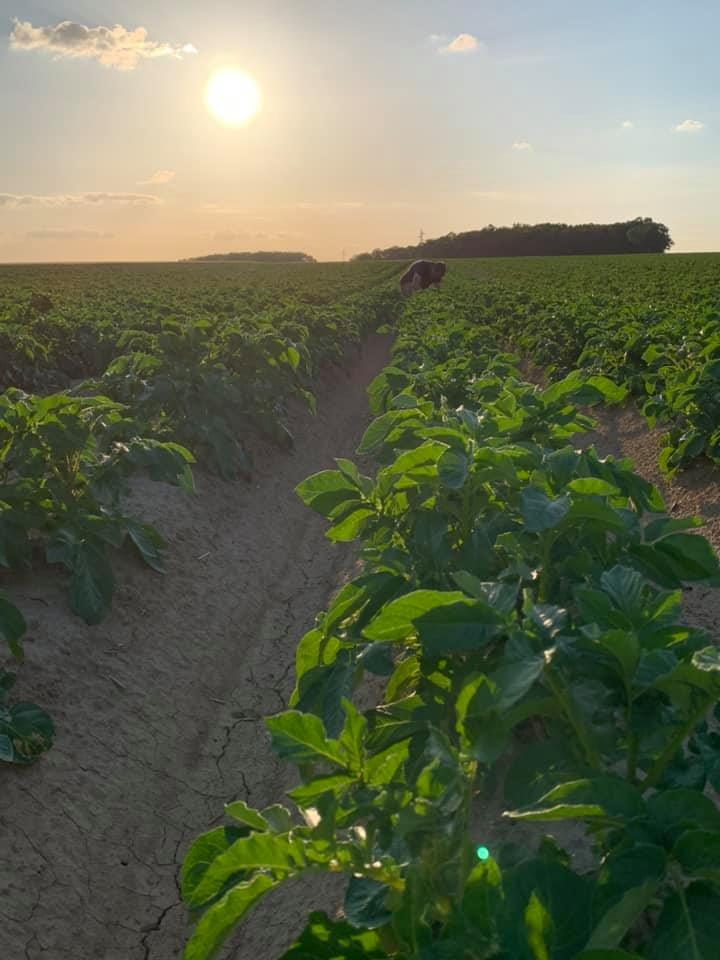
[0,334,391,960]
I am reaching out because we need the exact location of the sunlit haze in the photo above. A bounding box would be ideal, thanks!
[3,1,720,261]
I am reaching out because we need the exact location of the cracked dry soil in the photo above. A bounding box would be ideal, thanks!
[0,333,392,960]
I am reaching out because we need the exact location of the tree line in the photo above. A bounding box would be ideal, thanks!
[352,218,673,260]
[181,251,316,263]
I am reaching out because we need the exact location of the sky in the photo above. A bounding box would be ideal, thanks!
[1,0,719,262]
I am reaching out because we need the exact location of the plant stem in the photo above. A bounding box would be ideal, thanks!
[544,666,602,771]
[642,697,711,792]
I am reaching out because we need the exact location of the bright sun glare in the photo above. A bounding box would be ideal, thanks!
[205,69,260,126]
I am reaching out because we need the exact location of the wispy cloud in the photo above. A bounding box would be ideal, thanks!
[472,191,505,200]
[137,170,176,185]
[9,19,197,70]
[442,33,480,54]
[621,120,635,129]
[675,119,705,133]
[512,140,533,151]
[429,32,483,55]
[429,33,484,55]
[0,192,160,207]
[27,228,114,240]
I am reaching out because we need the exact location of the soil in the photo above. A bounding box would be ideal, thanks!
[3,355,720,960]
[0,333,392,960]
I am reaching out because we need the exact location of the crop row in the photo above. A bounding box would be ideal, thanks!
[0,275,400,764]
[450,253,720,474]
[180,289,720,958]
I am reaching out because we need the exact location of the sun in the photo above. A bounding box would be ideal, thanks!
[205,69,260,126]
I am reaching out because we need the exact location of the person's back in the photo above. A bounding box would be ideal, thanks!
[400,259,446,295]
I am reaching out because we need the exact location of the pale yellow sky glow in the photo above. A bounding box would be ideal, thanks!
[2,2,720,261]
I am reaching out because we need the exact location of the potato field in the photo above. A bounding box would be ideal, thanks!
[2,253,720,959]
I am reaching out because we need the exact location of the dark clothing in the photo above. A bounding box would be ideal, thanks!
[400,260,439,290]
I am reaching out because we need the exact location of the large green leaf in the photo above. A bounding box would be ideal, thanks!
[265,711,345,767]
[520,487,571,533]
[185,833,305,909]
[363,590,503,654]
[295,470,362,518]
[507,777,645,823]
[184,874,276,960]
[647,883,720,959]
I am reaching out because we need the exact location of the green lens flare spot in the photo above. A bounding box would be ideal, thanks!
[476,845,490,861]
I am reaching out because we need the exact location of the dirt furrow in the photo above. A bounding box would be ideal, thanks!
[0,333,392,960]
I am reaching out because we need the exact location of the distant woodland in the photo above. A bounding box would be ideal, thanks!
[181,251,316,263]
[353,218,673,260]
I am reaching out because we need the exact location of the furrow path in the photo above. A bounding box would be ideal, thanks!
[0,333,392,960]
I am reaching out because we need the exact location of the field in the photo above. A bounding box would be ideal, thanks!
[3,253,720,959]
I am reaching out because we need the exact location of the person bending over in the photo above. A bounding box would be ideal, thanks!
[399,260,446,296]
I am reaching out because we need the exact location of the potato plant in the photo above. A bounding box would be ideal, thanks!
[0,389,194,624]
[182,303,720,958]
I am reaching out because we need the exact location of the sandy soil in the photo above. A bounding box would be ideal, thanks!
[0,334,391,960]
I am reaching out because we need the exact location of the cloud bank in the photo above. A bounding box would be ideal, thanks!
[9,20,197,70]
[512,140,532,151]
[675,119,704,133]
[0,192,160,207]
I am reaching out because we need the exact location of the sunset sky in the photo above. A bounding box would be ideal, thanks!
[2,0,719,262]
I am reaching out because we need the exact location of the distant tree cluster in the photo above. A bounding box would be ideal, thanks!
[352,218,673,261]
[181,251,316,263]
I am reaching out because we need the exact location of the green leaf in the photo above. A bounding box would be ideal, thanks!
[184,874,276,960]
[343,877,393,929]
[295,471,361,518]
[437,448,469,489]
[181,825,251,902]
[595,630,640,681]
[0,697,54,763]
[508,777,645,824]
[185,833,305,909]
[586,880,660,950]
[124,519,166,573]
[502,859,592,959]
[69,540,115,624]
[265,711,345,767]
[647,789,720,843]
[357,409,424,455]
[654,534,719,582]
[524,891,552,960]
[673,830,720,881]
[224,800,268,832]
[647,883,720,959]
[521,487,571,533]
[0,595,26,661]
[362,590,466,642]
[327,506,375,542]
[287,774,357,806]
[568,478,621,497]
